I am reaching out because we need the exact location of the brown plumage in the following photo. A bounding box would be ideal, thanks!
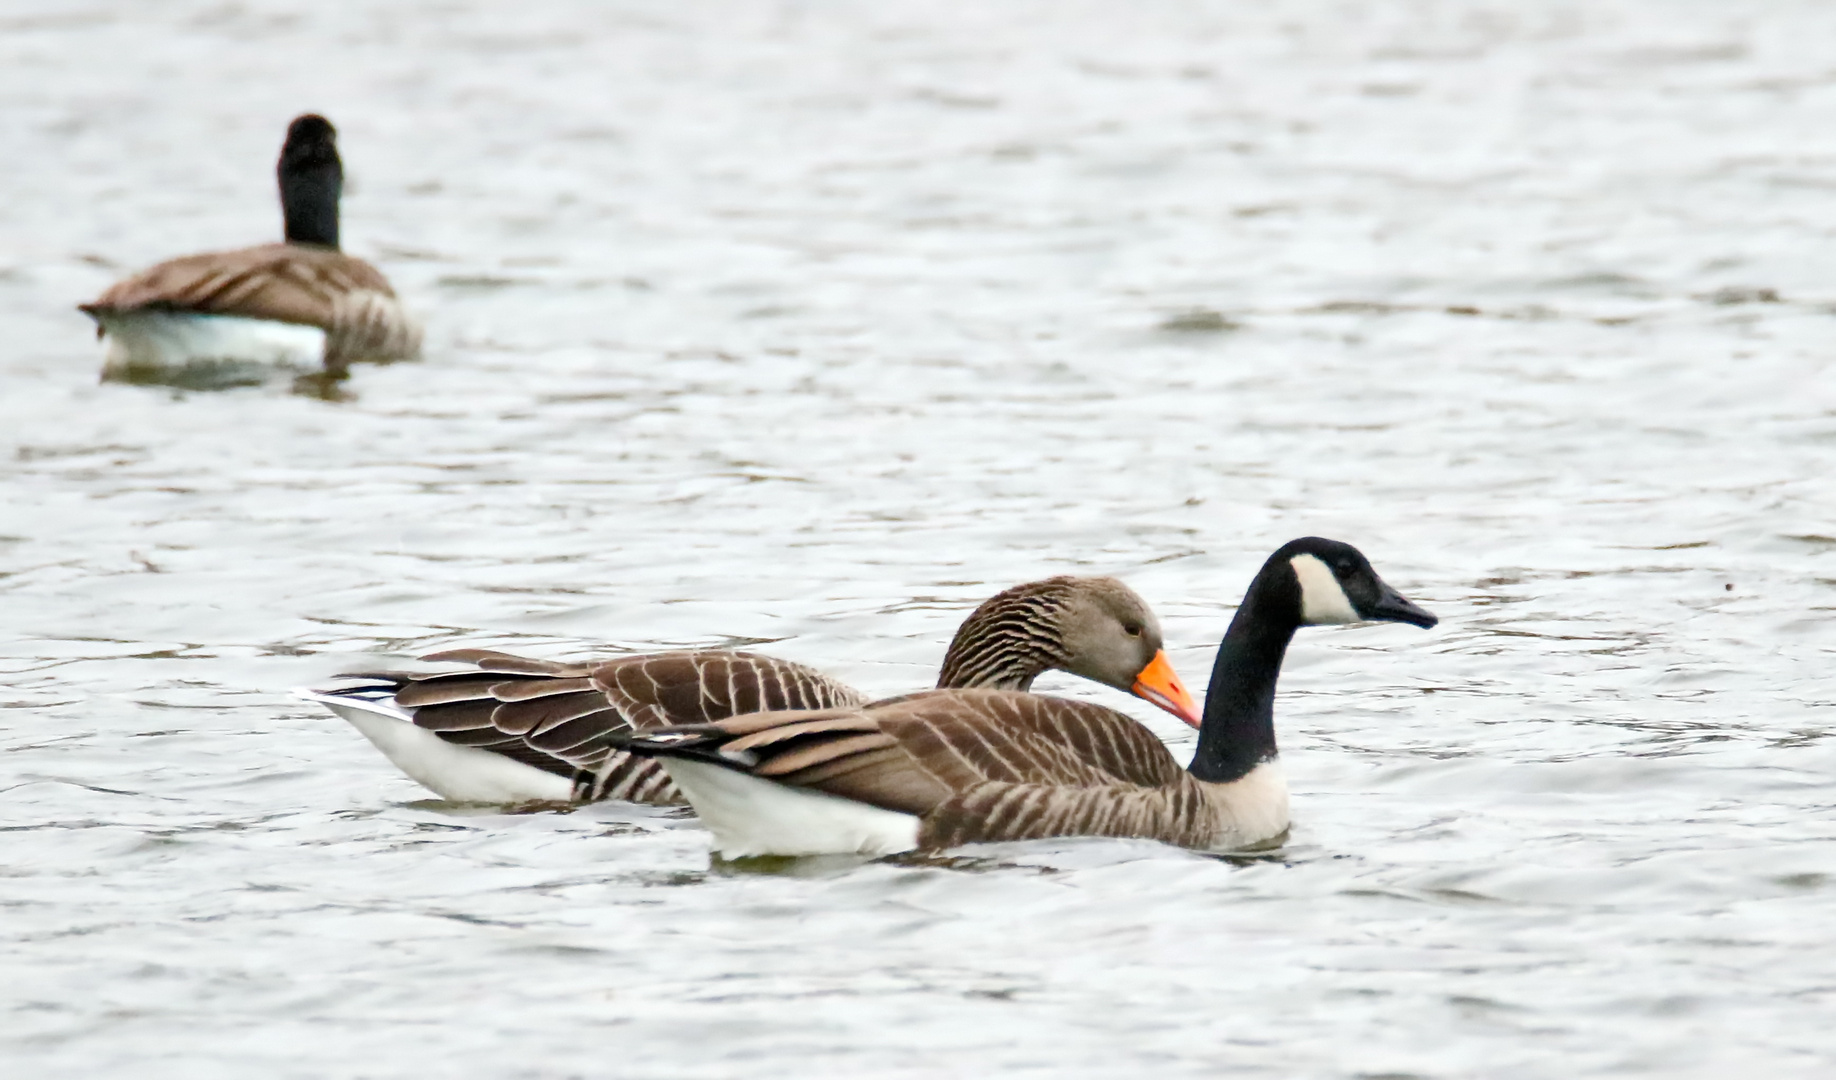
[367,648,862,804]
[633,690,1258,853]
[936,576,1086,689]
[619,537,1440,856]
[306,575,1201,806]
[81,243,419,366]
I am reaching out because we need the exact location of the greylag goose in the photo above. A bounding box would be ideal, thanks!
[80,114,420,381]
[613,538,1437,857]
[296,576,1200,805]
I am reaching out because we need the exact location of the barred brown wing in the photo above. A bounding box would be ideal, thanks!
[373,649,867,805]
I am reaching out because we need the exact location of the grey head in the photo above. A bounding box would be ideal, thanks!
[935,576,1201,726]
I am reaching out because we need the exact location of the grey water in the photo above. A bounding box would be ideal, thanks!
[3,2,1834,1076]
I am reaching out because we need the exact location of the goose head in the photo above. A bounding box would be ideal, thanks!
[1187,538,1436,786]
[1054,577,1202,726]
[937,576,1202,727]
[1273,537,1438,629]
[279,114,343,249]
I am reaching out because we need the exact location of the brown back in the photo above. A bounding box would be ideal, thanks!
[683,689,1202,846]
[83,242,396,328]
[388,649,867,803]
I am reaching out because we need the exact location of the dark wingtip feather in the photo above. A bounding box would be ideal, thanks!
[613,724,757,767]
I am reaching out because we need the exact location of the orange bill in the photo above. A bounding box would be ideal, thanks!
[1130,649,1202,728]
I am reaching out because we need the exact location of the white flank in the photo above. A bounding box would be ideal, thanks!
[95,310,325,380]
[294,688,574,804]
[661,758,921,858]
[1206,759,1291,850]
[1291,553,1359,625]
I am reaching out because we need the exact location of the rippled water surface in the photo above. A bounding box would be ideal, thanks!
[4,2,1836,1076]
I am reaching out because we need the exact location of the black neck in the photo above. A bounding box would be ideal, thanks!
[1188,564,1298,783]
[280,159,342,248]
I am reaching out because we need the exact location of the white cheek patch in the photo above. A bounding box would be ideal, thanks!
[1291,554,1360,625]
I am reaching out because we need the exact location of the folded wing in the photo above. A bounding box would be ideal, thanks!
[622,689,1198,846]
[374,649,868,803]
[82,243,395,328]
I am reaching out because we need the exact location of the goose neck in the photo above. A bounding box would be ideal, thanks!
[1188,577,1297,784]
[280,161,342,248]
[936,637,1059,691]
[934,581,1078,691]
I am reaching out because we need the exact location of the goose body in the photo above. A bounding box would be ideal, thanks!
[80,115,420,383]
[647,693,1290,857]
[299,576,1199,806]
[618,538,1437,856]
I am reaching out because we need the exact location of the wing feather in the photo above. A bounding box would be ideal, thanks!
[82,243,396,327]
[489,690,610,737]
[754,731,900,776]
[636,689,1191,833]
[336,650,868,805]
[393,674,514,708]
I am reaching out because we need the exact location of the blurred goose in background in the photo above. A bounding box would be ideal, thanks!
[79,114,420,383]
[614,538,1437,858]
[296,576,1200,806]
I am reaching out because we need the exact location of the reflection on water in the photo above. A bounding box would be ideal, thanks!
[102,358,329,394]
[3,1,1836,1077]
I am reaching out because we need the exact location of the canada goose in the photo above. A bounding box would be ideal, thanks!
[613,538,1437,857]
[295,576,1200,805]
[79,114,420,382]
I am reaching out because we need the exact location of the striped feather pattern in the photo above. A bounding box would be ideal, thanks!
[489,677,597,702]
[922,779,1215,850]
[404,698,501,732]
[933,579,1079,690]
[489,690,610,737]
[349,651,870,806]
[626,690,1276,851]
[393,676,512,709]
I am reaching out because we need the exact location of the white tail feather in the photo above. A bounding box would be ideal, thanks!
[660,758,920,858]
[294,688,574,804]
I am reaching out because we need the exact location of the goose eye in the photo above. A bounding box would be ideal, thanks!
[1123,623,1143,637]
